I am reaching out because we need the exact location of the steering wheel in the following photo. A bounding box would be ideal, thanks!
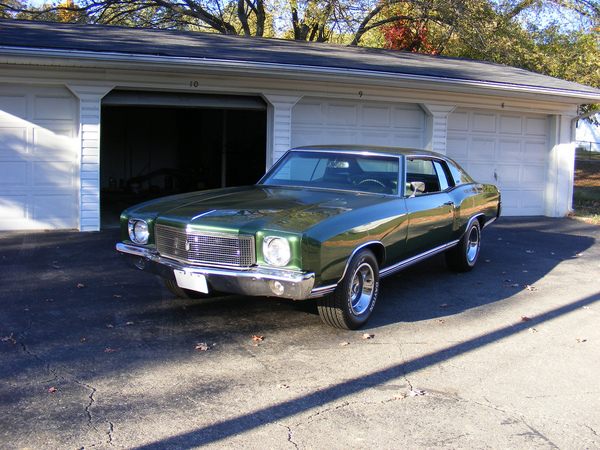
[357,178,386,189]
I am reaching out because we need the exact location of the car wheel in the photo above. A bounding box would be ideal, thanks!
[446,219,481,272]
[162,277,211,299]
[317,249,379,330]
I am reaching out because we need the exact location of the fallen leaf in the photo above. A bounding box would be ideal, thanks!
[126,322,134,326]
[529,328,538,333]
[105,324,114,328]
[525,285,537,291]
[277,384,290,389]
[252,335,264,341]
[113,294,122,298]
[48,387,58,393]
[103,348,116,353]
[410,390,426,397]
[520,316,532,322]
[46,299,54,302]
[575,338,587,343]
[361,333,374,340]
[195,343,211,351]
[76,284,85,289]
[484,259,491,263]
[525,250,534,254]
[339,342,350,347]
[439,303,451,308]
[436,319,445,324]
[583,306,590,310]
[1,333,16,344]
[80,338,86,342]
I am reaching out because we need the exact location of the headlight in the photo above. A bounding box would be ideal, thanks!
[128,219,149,244]
[263,237,291,267]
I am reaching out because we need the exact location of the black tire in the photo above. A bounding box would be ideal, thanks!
[446,219,481,272]
[162,277,212,299]
[317,249,379,330]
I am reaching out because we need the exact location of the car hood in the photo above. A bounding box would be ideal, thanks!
[127,185,389,234]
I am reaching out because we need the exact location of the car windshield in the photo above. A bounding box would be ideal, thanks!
[260,150,400,195]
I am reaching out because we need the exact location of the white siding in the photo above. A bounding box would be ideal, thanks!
[0,85,79,230]
[291,98,426,149]
[447,110,549,216]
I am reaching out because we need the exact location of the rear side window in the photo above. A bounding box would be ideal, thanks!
[406,158,455,195]
[447,160,473,186]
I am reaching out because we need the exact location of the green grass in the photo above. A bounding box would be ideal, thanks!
[575,148,600,161]
[573,160,600,225]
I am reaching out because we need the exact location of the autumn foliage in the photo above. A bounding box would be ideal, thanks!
[380,3,437,54]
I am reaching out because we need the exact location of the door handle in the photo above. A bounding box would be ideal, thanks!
[443,201,454,207]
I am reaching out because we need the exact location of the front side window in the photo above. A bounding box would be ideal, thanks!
[260,151,400,195]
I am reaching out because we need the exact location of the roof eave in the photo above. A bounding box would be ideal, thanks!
[2,46,600,105]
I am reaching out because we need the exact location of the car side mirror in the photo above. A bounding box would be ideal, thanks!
[409,181,426,197]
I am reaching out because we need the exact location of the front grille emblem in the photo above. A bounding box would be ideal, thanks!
[185,239,191,252]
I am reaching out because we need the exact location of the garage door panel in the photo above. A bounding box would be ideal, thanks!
[0,161,27,185]
[522,165,546,185]
[33,194,76,221]
[395,133,426,148]
[0,95,27,118]
[33,95,75,121]
[470,138,495,159]
[0,127,28,155]
[33,127,75,155]
[360,132,390,146]
[291,102,323,124]
[500,115,523,134]
[468,163,497,184]
[448,111,468,131]
[362,107,390,127]
[395,107,426,129]
[327,104,357,126]
[496,164,521,183]
[498,139,521,158]
[0,195,28,220]
[522,190,545,208]
[33,161,75,187]
[525,117,547,136]
[525,141,547,160]
[447,137,468,158]
[472,113,496,132]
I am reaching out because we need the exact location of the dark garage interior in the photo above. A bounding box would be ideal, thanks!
[100,91,267,228]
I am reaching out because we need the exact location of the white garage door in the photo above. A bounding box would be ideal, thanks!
[291,98,426,149]
[447,110,549,216]
[0,86,79,230]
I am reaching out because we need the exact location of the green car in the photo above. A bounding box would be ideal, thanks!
[117,146,501,330]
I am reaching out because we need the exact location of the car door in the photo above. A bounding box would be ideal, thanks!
[404,158,456,257]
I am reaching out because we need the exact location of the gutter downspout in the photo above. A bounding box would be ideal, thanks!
[571,108,600,142]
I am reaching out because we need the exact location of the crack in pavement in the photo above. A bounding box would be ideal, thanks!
[18,305,115,446]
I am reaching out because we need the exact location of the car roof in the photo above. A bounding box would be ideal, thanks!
[290,145,442,159]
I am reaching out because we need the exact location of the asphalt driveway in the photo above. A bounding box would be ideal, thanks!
[1,217,599,449]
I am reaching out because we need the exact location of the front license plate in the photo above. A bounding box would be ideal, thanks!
[174,270,209,294]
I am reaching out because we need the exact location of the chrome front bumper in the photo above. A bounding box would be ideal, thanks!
[116,243,317,300]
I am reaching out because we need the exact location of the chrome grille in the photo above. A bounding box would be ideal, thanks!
[155,225,255,267]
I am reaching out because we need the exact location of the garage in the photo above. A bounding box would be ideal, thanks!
[99,91,267,228]
[447,110,549,216]
[2,20,600,230]
[0,85,79,231]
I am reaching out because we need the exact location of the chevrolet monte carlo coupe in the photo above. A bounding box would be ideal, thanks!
[117,146,501,330]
